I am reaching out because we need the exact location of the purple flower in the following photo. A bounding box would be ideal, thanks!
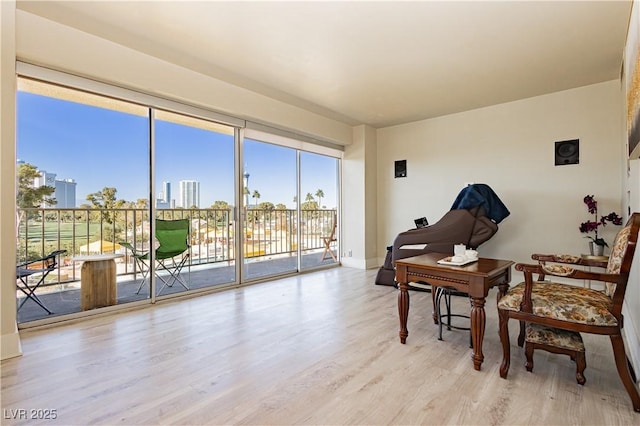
[583,195,597,214]
[579,195,623,246]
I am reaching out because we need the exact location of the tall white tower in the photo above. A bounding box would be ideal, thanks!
[179,180,200,208]
[55,179,77,208]
[162,181,171,205]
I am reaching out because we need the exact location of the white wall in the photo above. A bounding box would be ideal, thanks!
[342,125,377,269]
[376,79,640,373]
[624,159,640,374]
[377,81,624,267]
[0,0,21,360]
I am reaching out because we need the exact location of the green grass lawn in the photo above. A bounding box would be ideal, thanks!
[19,221,102,242]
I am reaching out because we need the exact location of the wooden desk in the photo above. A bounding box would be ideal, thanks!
[395,253,514,371]
[73,254,123,310]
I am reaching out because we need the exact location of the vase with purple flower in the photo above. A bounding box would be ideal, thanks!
[579,195,623,256]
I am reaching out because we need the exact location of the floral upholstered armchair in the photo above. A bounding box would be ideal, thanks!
[496,213,640,412]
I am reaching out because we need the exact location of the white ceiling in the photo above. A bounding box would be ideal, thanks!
[18,1,633,128]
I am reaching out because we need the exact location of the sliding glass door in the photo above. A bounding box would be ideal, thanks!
[300,151,340,270]
[154,110,237,295]
[15,69,341,325]
[16,77,150,322]
[241,136,341,280]
[242,139,298,280]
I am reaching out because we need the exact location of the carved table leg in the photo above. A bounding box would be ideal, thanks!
[398,281,410,344]
[498,308,511,379]
[470,295,486,370]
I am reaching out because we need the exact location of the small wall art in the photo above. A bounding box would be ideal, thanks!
[395,160,407,178]
[555,139,579,166]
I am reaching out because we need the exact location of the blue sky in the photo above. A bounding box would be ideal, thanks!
[17,91,338,209]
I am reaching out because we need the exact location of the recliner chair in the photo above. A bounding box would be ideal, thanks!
[375,183,509,286]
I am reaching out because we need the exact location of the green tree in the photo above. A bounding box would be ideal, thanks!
[258,201,275,211]
[136,198,150,224]
[86,187,126,225]
[301,201,319,210]
[315,189,324,209]
[210,200,230,209]
[87,187,124,210]
[135,198,149,209]
[257,201,275,223]
[16,163,56,249]
[210,200,231,225]
[301,192,319,211]
[16,162,56,216]
[60,209,74,223]
[252,190,261,207]
[275,203,287,210]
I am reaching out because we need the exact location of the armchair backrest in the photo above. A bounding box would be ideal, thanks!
[605,213,640,299]
[155,219,189,256]
[325,212,337,241]
[468,206,499,248]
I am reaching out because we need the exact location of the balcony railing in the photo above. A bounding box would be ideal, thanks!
[17,207,337,290]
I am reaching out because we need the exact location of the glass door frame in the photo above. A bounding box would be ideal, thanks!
[238,130,342,284]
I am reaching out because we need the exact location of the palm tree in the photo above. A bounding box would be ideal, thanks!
[252,190,261,207]
[315,189,324,209]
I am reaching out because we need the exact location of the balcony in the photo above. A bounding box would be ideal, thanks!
[16,207,338,323]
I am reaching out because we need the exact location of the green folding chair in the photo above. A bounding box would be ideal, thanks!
[121,219,190,295]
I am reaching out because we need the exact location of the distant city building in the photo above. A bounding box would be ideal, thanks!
[162,181,171,205]
[34,169,56,188]
[156,181,174,209]
[179,180,200,208]
[54,179,77,208]
[33,169,77,208]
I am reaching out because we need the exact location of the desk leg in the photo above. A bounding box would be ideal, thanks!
[431,286,438,324]
[470,296,486,370]
[398,281,410,344]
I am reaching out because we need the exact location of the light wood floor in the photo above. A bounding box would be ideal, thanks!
[2,267,638,425]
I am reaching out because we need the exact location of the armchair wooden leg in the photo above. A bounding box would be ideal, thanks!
[524,341,534,372]
[517,320,526,347]
[628,357,638,383]
[610,334,640,412]
[575,351,587,386]
[498,308,511,379]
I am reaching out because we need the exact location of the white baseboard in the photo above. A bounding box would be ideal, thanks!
[1,327,23,360]
[341,257,370,269]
